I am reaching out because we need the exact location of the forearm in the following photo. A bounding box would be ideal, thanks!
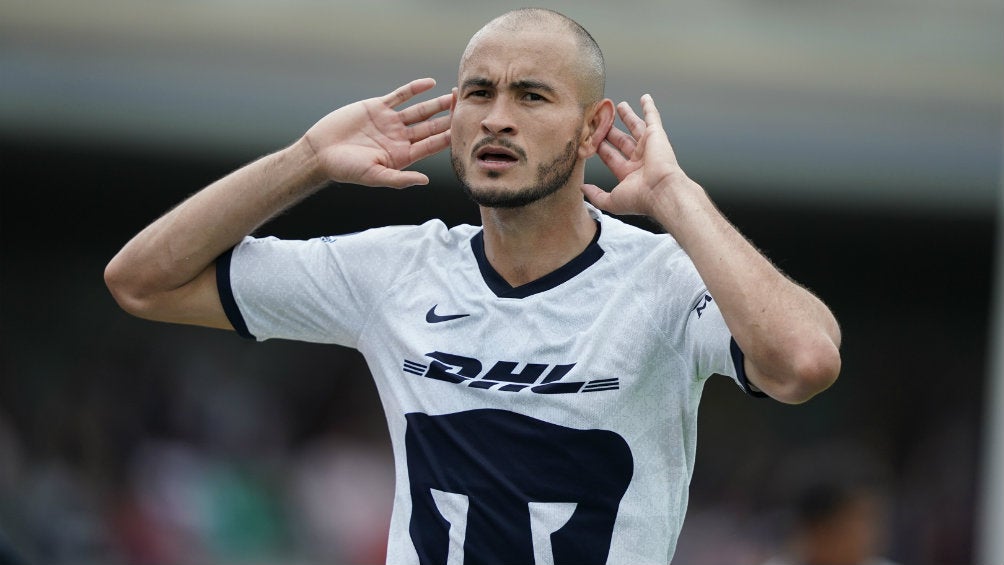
[105,78,449,327]
[650,177,841,403]
[105,138,325,316]
[584,94,839,401]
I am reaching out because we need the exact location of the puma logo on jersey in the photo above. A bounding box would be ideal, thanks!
[402,351,619,394]
[405,410,632,564]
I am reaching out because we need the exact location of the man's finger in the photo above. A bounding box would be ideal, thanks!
[596,139,619,162]
[381,78,437,109]
[399,93,453,126]
[605,127,636,159]
[618,101,646,140]
[597,141,626,174]
[377,168,430,189]
[408,114,451,143]
[581,183,611,209]
[409,129,452,163]
[638,94,680,163]
[640,94,663,128]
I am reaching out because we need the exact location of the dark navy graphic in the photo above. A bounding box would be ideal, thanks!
[406,410,634,565]
[402,351,619,394]
[693,293,713,318]
[426,305,471,324]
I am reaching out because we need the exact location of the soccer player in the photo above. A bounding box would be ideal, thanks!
[105,8,841,564]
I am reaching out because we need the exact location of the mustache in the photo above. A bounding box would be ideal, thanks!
[471,137,527,161]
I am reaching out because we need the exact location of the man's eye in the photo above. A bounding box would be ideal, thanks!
[470,90,490,98]
[524,93,545,102]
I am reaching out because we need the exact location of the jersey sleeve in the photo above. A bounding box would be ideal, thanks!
[682,288,767,397]
[216,224,426,348]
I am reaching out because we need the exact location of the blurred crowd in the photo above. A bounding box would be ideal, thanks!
[0,330,397,565]
[1,422,394,565]
[0,355,977,565]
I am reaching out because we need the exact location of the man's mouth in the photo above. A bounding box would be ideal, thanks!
[472,142,524,174]
[476,145,520,163]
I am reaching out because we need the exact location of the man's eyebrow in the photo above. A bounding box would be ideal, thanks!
[461,77,495,90]
[460,77,557,94]
[511,79,556,94]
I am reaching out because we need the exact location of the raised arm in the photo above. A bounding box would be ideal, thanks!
[582,95,840,404]
[105,78,452,328]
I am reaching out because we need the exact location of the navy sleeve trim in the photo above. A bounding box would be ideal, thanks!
[730,337,768,398]
[216,247,255,340]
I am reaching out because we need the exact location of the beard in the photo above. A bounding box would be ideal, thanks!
[451,137,580,209]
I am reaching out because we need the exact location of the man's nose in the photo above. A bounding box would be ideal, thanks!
[481,99,517,136]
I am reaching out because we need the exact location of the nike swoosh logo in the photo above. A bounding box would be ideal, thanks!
[426,305,470,324]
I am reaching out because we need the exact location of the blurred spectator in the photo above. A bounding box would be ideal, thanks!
[761,481,899,565]
[671,503,772,565]
[114,439,285,565]
[287,436,394,565]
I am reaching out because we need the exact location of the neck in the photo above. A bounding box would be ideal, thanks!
[479,186,596,287]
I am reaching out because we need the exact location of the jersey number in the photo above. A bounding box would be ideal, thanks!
[405,410,633,565]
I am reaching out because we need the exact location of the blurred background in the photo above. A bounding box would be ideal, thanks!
[1,1,1002,564]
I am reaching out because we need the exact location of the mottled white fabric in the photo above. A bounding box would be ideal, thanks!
[222,205,758,564]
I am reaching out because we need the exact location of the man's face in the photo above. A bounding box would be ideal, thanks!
[450,29,590,208]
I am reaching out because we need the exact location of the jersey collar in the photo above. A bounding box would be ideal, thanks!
[471,219,604,299]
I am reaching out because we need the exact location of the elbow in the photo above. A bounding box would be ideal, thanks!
[104,255,156,319]
[767,340,841,405]
[788,344,841,404]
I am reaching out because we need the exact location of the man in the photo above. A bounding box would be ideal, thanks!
[106,8,841,564]
[762,482,900,565]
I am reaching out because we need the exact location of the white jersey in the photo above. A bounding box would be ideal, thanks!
[218,204,762,565]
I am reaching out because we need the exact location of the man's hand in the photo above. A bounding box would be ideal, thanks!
[303,78,452,189]
[106,78,453,329]
[583,93,841,404]
[581,94,695,220]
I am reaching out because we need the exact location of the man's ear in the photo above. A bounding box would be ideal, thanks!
[450,87,459,114]
[579,99,615,159]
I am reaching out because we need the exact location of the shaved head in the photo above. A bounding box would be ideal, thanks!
[461,8,606,105]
